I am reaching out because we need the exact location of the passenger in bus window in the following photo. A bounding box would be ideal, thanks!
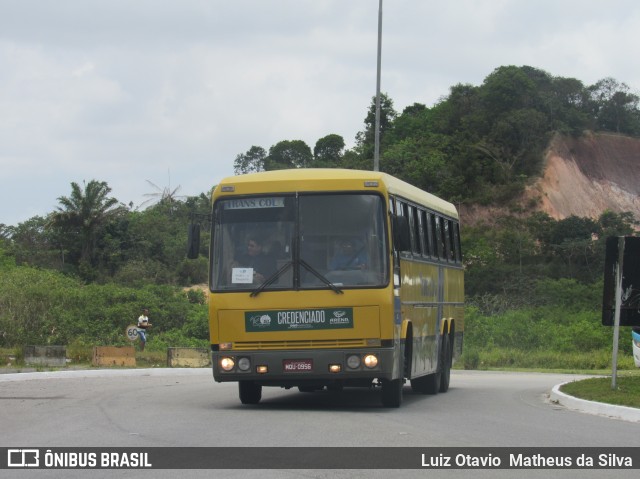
[234,236,277,283]
[329,239,368,270]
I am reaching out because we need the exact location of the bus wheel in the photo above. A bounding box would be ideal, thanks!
[414,341,443,394]
[381,377,403,407]
[239,381,262,404]
[439,334,452,393]
[411,369,440,394]
[381,357,404,408]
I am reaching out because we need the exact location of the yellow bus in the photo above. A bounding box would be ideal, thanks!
[188,168,464,407]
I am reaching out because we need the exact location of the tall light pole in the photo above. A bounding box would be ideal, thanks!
[373,0,383,172]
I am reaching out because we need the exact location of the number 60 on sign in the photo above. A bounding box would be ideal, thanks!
[125,325,139,341]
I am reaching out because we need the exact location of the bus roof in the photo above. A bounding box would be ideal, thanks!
[215,169,458,219]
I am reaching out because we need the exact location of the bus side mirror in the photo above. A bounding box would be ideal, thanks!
[187,223,201,259]
[392,215,411,252]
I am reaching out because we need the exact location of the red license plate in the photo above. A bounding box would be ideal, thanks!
[283,359,313,372]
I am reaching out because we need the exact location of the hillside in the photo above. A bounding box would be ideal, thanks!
[462,132,640,224]
[534,132,640,220]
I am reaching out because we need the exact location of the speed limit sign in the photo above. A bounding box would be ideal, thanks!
[126,325,139,341]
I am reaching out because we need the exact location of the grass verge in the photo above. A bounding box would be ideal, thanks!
[560,374,640,409]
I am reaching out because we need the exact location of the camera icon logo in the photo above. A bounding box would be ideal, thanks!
[8,449,40,467]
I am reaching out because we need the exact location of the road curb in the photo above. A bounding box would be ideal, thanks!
[0,368,211,382]
[550,382,640,423]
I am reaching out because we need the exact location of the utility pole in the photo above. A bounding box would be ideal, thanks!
[373,0,383,171]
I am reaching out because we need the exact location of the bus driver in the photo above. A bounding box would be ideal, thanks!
[233,236,277,283]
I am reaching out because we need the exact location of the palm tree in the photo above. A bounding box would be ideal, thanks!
[141,179,184,208]
[141,170,186,215]
[49,180,121,266]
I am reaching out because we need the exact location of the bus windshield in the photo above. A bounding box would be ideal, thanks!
[211,193,388,291]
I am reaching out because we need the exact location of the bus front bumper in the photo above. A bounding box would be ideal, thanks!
[212,348,397,386]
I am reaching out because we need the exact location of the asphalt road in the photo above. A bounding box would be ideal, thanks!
[1,369,638,479]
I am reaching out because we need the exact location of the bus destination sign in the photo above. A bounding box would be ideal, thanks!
[245,308,354,332]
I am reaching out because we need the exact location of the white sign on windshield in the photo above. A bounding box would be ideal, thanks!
[232,267,254,284]
[224,197,285,210]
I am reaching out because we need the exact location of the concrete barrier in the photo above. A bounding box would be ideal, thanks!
[23,345,67,367]
[167,348,211,368]
[92,346,136,367]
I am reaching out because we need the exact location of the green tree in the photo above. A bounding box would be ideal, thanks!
[265,140,312,170]
[549,215,600,245]
[430,83,480,135]
[487,108,549,177]
[598,210,636,238]
[382,135,449,195]
[6,216,63,269]
[589,78,640,134]
[313,134,345,167]
[0,225,15,270]
[480,66,538,124]
[49,180,123,270]
[386,103,430,143]
[547,216,601,281]
[120,200,192,285]
[494,217,537,272]
[355,93,397,161]
[545,76,591,133]
[233,145,267,175]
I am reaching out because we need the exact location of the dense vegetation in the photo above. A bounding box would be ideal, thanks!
[0,181,212,351]
[234,65,640,204]
[1,65,639,368]
[0,266,209,351]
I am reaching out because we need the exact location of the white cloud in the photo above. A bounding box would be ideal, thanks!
[1,0,640,225]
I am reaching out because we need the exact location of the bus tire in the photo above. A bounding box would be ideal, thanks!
[439,334,452,393]
[381,357,404,408]
[239,381,262,404]
[410,339,443,395]
[410,372,437,394]
[422,370,441,395]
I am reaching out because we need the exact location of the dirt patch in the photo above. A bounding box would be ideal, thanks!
[461,132,640,225]
[536,132,640,220]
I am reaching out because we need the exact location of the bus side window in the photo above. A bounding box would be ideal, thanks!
[408,205,422,255]
[392,200,411,253]
[399,200,408,218]
[434,215,445,259]
[417,208,427,257]
[427,212,437,259]
[453,221,462,264]
[444,220,453,262]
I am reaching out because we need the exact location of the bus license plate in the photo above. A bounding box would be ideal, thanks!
[283,359,313,372]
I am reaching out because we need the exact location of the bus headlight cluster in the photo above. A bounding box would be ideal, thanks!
[220,356,252,372]
[346,354,378,370]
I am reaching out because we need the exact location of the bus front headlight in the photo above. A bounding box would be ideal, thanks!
[346,355,361,369]
[237,357,251,371]
[363,354,378,368]
[220,357,235,371]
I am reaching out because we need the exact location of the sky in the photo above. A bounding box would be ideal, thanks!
[2,0,640,226]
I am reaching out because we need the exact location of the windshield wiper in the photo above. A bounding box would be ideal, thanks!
[250,258,344,297]
[250,261,293,297]
[299,259,344,295]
